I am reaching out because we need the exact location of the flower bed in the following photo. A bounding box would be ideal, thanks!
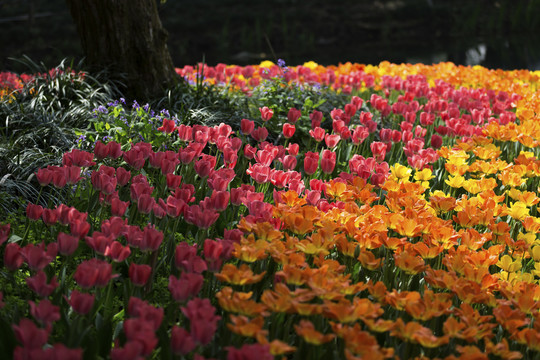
[1,61,540,359]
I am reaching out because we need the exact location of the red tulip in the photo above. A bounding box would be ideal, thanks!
[74,258,113,289]
[57,232,79,256]
[431,134,443,149]
[324,133,341,148]
[21,242,57,271]
[166,173,182,189]
[35,168,52,186]
[309,127,325,142]
[287,107,302,123]
[12,318,49,349]
[41,208,59,226]
[259,106,273,121]
[111,197,130,217]
[26,203,43,220]
[177,124,193,141]
[26,270,58,297]
[123,319,159,356]
[62,149,95,167]
[85,232,113,255]
[171,326,196,355]
[140,225,163,252]
[321,149,336,174]
[210,190,230,212]
[158,118,176,133]
[370,141,387,162]
[4,242,23,271]
[282,154,297,171]
[227,344,273,360]
[29,299,60,328]
[310,110,323,129]
[240,118,255,135]
[136,194,155,215]
[250,126,268,142]
[67,290,95,315]
[129,263,152,287]
[168,272,204,302]
[282,123,295,138]
[175,243,207,273]
[105,241,131,262]
[303,151,319,175]
[246,163,271,184]
[181,298,221,346]
[110,341,145,360]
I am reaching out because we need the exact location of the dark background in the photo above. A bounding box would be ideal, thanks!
[1,0,539,73]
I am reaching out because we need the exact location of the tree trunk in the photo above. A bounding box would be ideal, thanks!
[66,0,178,101]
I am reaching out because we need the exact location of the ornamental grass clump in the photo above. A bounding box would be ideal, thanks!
[1,60,540,359]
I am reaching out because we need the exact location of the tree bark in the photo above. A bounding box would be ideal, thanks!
[65,0,178,101]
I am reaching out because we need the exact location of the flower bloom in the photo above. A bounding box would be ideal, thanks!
[182,298,221,345]
[283,123,295,138]
[168,272,204,302]
[304,151,319,175]
[287,107,302,123]
[171,326,196,355]
[74,258,113,289]
[240,119,255,135]
[129,263,153,287]
[321,149,336,174]
[259,106,273,121]
[66,290,95,315]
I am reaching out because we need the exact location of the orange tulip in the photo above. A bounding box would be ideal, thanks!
[216,287,269,317]
[215,263,266,285]
[294,320,335,345]
[394,251,425,275]
[227,315,268,342]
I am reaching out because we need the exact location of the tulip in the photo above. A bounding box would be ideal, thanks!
[129,263,152,287]
[74,258,113,289]
[171,326,196,355]
[320,149,336,174]
[168,272,204,302]
[181,298,221,345]
[303,151,319,175]
[310,110,323,128]
[62,148,96,167]
[141,225,163,252]
[157,118,176,133]
[66,290,95,315]
[35,168,52,186]
[26,203,43,221]
[309,127,326,142]
[4,242,23,271]
[325,134,341,149]
[240,118,255,135]
[287,107,302,123]
[259,106,273,121]
[29,299,60,328]
[104,241,131,262]
[177,124,193,141]
[21,242,57,271]
[123,319,159,356]
[250,126,268,142]
[57,232,79,256]
[12,318,49,349]
[282,123,295,138]
[175,243,207,273]
[370,141,387,162]
[26,271,58,297]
